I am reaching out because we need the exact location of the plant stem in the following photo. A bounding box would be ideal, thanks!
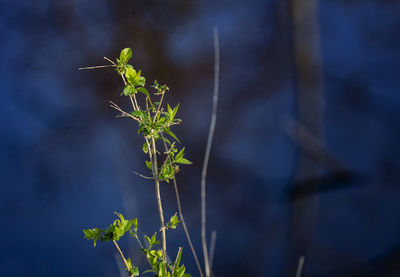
[112,240,134,277]
[151,135,167,259]
[159,135,204,277]
[201,27,220,277]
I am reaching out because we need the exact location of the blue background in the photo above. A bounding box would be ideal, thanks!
[1,0,400,276]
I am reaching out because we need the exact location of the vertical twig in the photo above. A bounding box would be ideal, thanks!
[201,26,220,277]
[151,136,167,259]
[295,255,305,277]
[208,230,217,270]
[159,134,204,277]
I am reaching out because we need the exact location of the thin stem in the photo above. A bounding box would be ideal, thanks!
[151,136,167,260]
[295,256,305,277]
[133,94,141,111]
[129,96,138,111]
[201,27,220,277]
[112,240,134,277]
[109,101,140,122]
[78,64,116,70]
[208,230,217,270]
[160,134,204,277]
[173,247,183,274]
[132,170,155,180]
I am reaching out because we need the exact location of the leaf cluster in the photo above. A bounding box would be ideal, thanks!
[113,48,193,183]
[83,212,188,277]
[83,213,138,247]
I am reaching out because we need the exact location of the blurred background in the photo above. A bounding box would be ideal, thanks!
[1,0,400,276]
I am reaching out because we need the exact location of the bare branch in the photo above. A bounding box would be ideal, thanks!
[109,101,140,122]
[78,64,116,70]
[132,171,155,180]
[201,26,220,277]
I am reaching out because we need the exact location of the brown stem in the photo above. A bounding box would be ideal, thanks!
[151,136,167,259]
[112,240,134,277]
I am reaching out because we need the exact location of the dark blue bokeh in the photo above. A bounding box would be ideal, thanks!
[1,0,400,276]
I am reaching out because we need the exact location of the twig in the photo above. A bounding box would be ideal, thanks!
[173,247,183,274]
[151,136,167,259]
[159,134,204,277]
[208,230,217,270]
[295,255,305,277]
[113,240,134,277]
[78,64,117,70]
[109,101,140,122]
[132,170,155,180]
[201,26,220,277]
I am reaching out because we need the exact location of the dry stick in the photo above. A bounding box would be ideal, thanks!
[159,135,204,277]
[295,256,305,277]
[151,136,167,259]
[78,64,116,70]
[112,240,134,277]
[201,27,220,277]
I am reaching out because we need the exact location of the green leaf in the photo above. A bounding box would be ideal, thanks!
[145,160,152,170]
[159,262,167,277]
[137,87,149,97]
[172,104,180,117]
[125,67,138,84]
[123,85,137,96]
[167,104,173,117]
[131,266,139,276]
[126,258,132,269]
[137,76,146,87]
[120,48,132,64]
[151,232,157,245]
[130,110,144,118]
[83,229,94,239]
[160,136,170,145]
[175,157,192,165]
[142,143,149,153]
[175,148,185,161]
[164,128,180,143]
[145,235,152,246]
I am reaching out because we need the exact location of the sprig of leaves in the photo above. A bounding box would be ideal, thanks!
[83,47,194,277]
